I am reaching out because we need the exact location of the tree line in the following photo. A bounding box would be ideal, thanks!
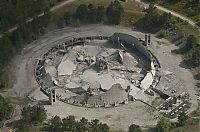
[14,104,191,132]
[180,35,200,67]
[15,104,141,132]
[0,95,190,132]
[15,105,110,132]
[0,95,13,127]
[48,116,109,132]
[16,105,47,132]
[60,0,124,27]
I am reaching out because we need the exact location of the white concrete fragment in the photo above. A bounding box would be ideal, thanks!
[141,72,154,90]
[58,59,76,75]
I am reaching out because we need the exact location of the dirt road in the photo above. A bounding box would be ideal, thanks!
[0,0,76,38]
[155,5,198,29]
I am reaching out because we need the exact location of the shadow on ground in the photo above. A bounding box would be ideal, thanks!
[194,73,200,80]
[178,59,197,69]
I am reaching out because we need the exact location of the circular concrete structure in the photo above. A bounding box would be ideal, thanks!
[8,25,197,130]
[35,33,161,108]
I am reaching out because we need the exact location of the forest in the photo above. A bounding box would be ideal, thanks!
[0,0,66,31]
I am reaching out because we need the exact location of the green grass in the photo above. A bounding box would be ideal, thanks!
[151,97,165,108]
[174,21,200,37]
[172,17,200,47]
[51,0,144,27]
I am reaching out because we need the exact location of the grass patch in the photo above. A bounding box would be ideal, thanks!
[151,97,165,107]
[174,21,200,38]
[120,11,144,27]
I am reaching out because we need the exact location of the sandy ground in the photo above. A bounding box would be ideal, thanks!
[31,87,159,131]
[46,100,159,131]
[148,39,198,113]
[2,25,198,130]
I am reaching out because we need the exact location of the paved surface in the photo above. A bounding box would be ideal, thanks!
[0,0,76,38]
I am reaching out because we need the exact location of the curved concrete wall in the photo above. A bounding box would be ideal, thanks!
[109,33,152,68]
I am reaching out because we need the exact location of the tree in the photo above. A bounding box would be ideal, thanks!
[96,6,106,23]
[49,115,62,131]
[89,119,109,132]
[87,4,97,23]
[184,35,198,52]
[156,117,172,132]
[106,0,124,25]
[128,124,142,132]
[46,115,110,132]
[89,119,100,132]
[143,3,172,32]
[21,105,32,124]
[64,12,72,25]
[57,19,64,28]
[16,122,30,132]
[191,46,200,67]
[178,112,188,126]
[0,95,13,122]
[76,4,88,22]
[96,123,109,132]
[76,117,89,132]
[62,115,77,131]
[31,105,47,124]
[21,105,47,125]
